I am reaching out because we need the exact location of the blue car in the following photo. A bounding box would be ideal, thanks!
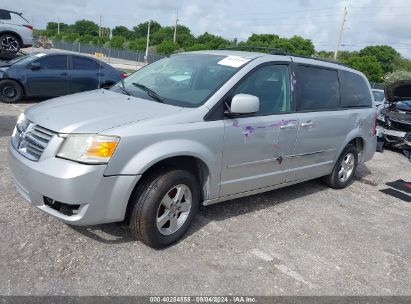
[0,52,125,103]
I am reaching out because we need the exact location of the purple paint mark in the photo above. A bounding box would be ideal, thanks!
[232,119,297,139]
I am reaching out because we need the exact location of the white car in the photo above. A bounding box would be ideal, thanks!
[372,89,385,108]
[0,9,33,54]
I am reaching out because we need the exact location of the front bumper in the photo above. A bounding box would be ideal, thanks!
[376,126,411,149]
[8,143,140,225]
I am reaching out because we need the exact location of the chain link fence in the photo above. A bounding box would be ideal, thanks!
[52,40,164,64]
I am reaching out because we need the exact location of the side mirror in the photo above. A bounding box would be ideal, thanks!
[28,62,41,70]
[229,94,259,115]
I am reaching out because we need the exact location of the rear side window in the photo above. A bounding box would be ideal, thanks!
[340,70,372,107]
[73,56,100,70]
[0,9,11,20]
[38,55,68,69]
[297,65,340,111]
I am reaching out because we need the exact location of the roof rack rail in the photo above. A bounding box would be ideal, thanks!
[288,53,348,67]
[217,46,287,55]
[218,45,348,67]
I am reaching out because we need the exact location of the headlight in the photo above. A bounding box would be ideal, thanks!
[16,113,30,132]
[377,112,385,122]
[57,134,120,164]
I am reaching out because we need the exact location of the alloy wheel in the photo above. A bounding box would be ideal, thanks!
[1,36,20,52]
[338,152,355,183]
[156,184,192,235]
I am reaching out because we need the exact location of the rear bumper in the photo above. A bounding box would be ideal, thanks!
[8,143,140,225]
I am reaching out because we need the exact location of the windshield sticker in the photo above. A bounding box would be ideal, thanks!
[218,56,251,68]
[35,53,47,57]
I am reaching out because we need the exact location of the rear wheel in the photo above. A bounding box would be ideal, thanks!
[128,169,200,248]
[0,79,23,103]
[0,34,21,54]
[323,145,358,189]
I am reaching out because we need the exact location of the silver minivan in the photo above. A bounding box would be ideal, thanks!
[8,50,377,248]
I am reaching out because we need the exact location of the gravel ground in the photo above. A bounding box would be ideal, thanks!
[0,101,410,296]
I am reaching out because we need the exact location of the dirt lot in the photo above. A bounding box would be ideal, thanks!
[0,101,410,296]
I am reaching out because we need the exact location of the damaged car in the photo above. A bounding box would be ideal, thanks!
[376,80,411,153]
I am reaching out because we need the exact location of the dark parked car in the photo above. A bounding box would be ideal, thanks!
[0,52,125,103]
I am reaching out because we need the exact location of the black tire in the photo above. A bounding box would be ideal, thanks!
[0,34,21,54]
[0,79,23,103]
[323,145,358,189]
[128,169,200,249]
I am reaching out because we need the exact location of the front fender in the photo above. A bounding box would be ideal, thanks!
[116,139,217,176]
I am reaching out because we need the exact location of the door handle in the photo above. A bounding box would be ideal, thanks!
[96,73,104,76]
[301,121,314,127]
[280,123,296,130]
[60,72,68,76]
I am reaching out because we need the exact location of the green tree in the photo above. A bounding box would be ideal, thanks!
[196,32,229,49]
[344,55,384,82]
[151,26,174,45]
[156,40,178,55]
[240,34,315,56]
[70,19,99,36]
[78,34,94,44]
[112,26,134,39]
[133,21,161,39]
[392,57,411,72]
[359,45,401,74]
[109,36,126,48]
[46,22,69,35]
[128,38,147,51]
[63,33,80,42]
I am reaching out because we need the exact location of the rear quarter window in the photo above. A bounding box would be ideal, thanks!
[339,70,372,108]
[0,10,11,20]
[297,65,340,111]
[73,56,100,70]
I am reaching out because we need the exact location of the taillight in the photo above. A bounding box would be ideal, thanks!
[23,25,33,30]
[120,72,128,78]
[373,111,377,136]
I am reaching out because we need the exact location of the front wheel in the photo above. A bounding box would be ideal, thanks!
[323,145,358,189]
[0,79,23,103]
[128,169,200,248]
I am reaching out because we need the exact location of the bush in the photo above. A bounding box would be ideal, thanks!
[156,40,178,55]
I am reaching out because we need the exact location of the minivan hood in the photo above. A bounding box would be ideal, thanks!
[25,90,183,133]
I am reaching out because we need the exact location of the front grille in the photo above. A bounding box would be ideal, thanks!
[12,122,56,161]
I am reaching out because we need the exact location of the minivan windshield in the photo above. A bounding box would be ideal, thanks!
[112,54,249,107]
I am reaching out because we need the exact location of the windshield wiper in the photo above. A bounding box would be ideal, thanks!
[132,82,164,103]
[118,79,130,95]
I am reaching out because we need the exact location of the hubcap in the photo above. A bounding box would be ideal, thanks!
[156,184,192,235]
[1,86,17,99]
[1,36,19,51]
[338,152,355,183]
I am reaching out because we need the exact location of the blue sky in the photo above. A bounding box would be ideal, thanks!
[3,0,411,58]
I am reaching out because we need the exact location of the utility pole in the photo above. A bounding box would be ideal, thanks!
[145,20,151,63]
[99,15,102,38]
[334,6,347,60]
[173,11,179,44]
[57,17,60,35]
